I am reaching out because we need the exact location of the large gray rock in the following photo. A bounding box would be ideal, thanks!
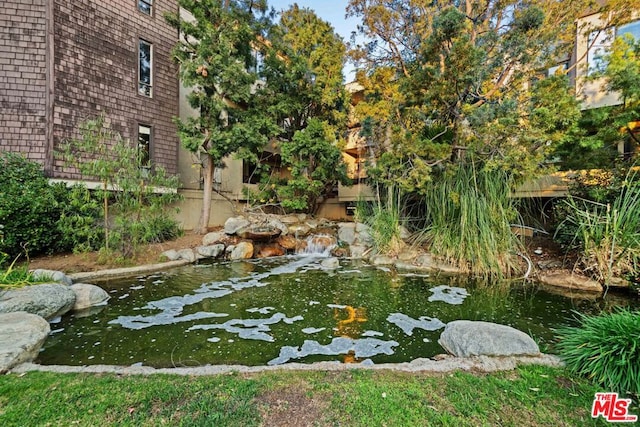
[0,312,50,372]
[160,249,181,261]
[0,284,76,320]
[70,283,110,311]
[30,269,73,286]
[196,244,225,259]
[230,242,254,260]
[338,223,356,245]
[354,222,374,246]
[267,218,289,236]
[177,248,197,263]
[224,216,251,235]
[438,320,540,358]
[202,231,227,246]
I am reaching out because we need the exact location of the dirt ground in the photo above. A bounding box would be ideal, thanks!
[27,232,207,274]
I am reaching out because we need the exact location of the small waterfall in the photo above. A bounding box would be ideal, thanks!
[297,235,337,257]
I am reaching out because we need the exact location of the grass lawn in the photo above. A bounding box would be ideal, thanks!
[0,365,626,426]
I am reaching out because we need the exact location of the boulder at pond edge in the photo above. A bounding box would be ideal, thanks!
[0,312,50,372]
[438,320,540,358]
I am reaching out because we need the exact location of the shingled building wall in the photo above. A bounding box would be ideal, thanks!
[0,0,48,163]
[0,0,180,178]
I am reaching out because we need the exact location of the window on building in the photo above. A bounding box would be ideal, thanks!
[138,39,153,97]
[138,124,151,174]
[138,0,153,15]
[243,152,282,184]
[587,27,614,76]
[249,49,265,76]
[547,62,568,77]
[619,20,640,41]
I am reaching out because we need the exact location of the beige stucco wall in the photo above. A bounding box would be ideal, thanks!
[172,189,244,230]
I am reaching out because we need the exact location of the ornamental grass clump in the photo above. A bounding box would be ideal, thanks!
[555,309,640,398]
[555,167,640,285]
[420,166,523,278]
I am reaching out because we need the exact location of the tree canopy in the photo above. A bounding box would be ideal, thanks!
[246,5,351,212]
[166,0,279,232]
[345,0,636,190]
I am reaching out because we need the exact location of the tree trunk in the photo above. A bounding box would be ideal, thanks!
[197,153,214,235]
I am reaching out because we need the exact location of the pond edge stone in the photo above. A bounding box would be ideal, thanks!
[11,353,562,376]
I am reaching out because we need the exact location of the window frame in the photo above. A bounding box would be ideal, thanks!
[137,0,153,16]
[587,27,614,76]
[138,38,153,98]
[137,123,153,175]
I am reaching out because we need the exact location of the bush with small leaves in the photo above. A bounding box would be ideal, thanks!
[0,152,64,259]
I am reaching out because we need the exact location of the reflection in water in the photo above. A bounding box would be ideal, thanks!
[333,305,368,363]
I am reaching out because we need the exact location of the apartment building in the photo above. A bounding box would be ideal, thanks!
[572,9,640,109]
[0,0,180,178]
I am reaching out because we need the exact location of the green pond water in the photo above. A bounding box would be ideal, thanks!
[38,255,639,368]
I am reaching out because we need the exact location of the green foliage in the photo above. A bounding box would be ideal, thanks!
[166,0,278,232]
[57,115,182,259]
[349,0,584,187]
[245,6,351,214]
[419,166,523,278]
[355,186,404,255]
[0,252,53,289]
[606,35,640,105]
[555,36,640,169]
[260,4,348,137]
[553,107,623,170]
[555,309,640,398]
[0,253,32,289]
[554,167,640,284]
[167,0,276,161]
[274,119,350,212]
[56,185,104,253]
[0,152,65,258]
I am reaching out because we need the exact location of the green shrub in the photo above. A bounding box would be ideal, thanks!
[356,186,405,255]
[0,252,52,289]
[555,309,640,398]
[57,115,183,258]
[56,185,104,253]
[554,167,640,284]
[0,152,64,258]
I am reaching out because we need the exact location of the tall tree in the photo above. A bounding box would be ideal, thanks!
[166,0,278,233]
[346,0,635,188]
[249,5,351,212]
[261,4,349,136]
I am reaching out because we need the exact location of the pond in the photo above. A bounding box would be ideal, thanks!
[38,254,639,368]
